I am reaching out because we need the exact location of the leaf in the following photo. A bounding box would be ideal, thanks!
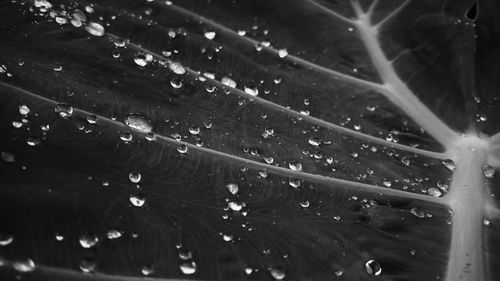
[0,0,498,280]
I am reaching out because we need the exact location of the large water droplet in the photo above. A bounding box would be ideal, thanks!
[221,77,236,88]
[269,267,285,280]
[483,165,495,178]
[12,258,35,272]
[365,259,381,276]
[19,105,30,115]
[134,53,153,67]
[278,49,288,58]
[55,103,73,118]
[244,86,258,96]
[226,183,239,195]
[129,171,142,183]
[427,187,442,197]
[288,161,302,171]
[130,194,146,207]
[204,31,216,40]
[0,233,13,246]
[169,62,186,75]
[124,113,152,133]
[179,261,197,275]
[85,22,105,37]
[79,234,99,248]
[106,229,122,239]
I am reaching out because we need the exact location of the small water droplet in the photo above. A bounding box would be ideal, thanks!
[188,126,200,135]
[85,22,105,37]
[179,261,197,275]
[483,218,491,226]
[289,179,301,188]
[222,233,234,242]
[226,183,239,195]
[124,113,152,133]
[308,137,320,146]
[228,201,243,211]
[364,259,381,276]
[134,53,153,67]
[483,165,495,178]
[410,207,425,218]
[79,234,99,248]
[1,152,15,163]
[54,103,73,118]
[299,200,310,208]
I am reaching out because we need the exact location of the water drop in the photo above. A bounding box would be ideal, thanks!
[244,86,258,96]
[1,152,14,163]
[308,137,320,146]
[106,229,122,239]
[427,187,442,197]
[170,78,183,88]
[130,194,145,207]
[278,49,288,58]
[177,144,188,154]
[85,22,105,37]
[222,233,234,242]
[228,201,243,211]
[269,267,285,280]
[54,103,73,118]
[0,233,13,246]
[204,31,216,40]
[79,234,99,248]
[86,114,97,124]
[19,105,30,115]
[288,161,302,172]
[79,258,96,273]
[364,259,381,276]
[120,132,133,142]
[129,171,141,183]
[188,126,200,135]
[141,264,155,276]
[34,0,52,9]
[300,200,310,208]
[179,261,197,275]
[221,77,237,88]
[169,62,186,75]
[289,179,301,188]
[410,207,425,218]
[483,165,495,178]
[124,113,152,133]
[226,183,239,195]
[134,53,153,67]
[12,258,35,272]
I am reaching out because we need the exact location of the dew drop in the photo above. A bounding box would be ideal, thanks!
[427,187,442,197]
[483,165,495,178]
[19,105,30,115]
[244,86,258,96]
[288,161,302,172]
[169,62,186,75]
[483,218,491,227]
[222,233,234,242]
[12,258,35,272]
[228,201,243,211]
[106,229,122,239]
[124,113,152,133]
[177,144,188,154]
[141,264,155,276]
[55,103,73,118]
[134,53,153,67]
[129,171,141,183]
[204,31,216,40]
[289,179,301,188]
[364,259,381,276]
[79,234,99,248]
[278,49,288,58]
[308,137,321,146]
[226,183,239,195]
[0,233,13,246]
[221,77,237,88]
[269,267,285,280]
[179,261,197,275]
[410,207,425,218]
[188,126,200,135]
[130,194,146,207]
[85,22,105,37]
[79,258,96,273]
